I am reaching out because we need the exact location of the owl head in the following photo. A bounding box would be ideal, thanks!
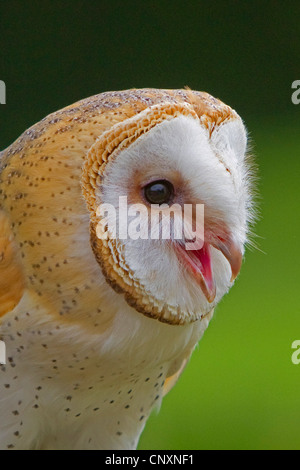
[81,89,253,325]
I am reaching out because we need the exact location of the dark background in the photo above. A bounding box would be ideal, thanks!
[1,0,300,450]
[1,0,299,149]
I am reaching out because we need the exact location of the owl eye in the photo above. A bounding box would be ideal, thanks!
[143,179,174,205]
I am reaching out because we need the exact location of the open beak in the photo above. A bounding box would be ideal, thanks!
[211,236,243,282]
[175,235,243,303]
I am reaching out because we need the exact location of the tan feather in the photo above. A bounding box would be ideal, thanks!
[0,211,25,318]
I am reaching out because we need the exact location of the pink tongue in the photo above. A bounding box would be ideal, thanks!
[190,243,214,292]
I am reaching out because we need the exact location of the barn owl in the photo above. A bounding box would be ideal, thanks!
[0,88,253,450]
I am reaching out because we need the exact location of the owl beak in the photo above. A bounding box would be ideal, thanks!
[211,236,243,282]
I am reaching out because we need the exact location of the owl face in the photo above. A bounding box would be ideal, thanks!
[82,98,252,325]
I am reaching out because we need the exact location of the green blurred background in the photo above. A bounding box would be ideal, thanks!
[1,0,299,450]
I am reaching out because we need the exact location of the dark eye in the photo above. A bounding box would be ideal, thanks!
[143,179,174,205]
